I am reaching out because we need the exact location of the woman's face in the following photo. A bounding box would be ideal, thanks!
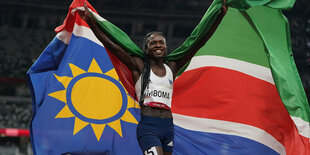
[146,34,167,59]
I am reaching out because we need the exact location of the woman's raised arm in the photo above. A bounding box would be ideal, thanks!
[78,3,142,72]
[167,2,227,78]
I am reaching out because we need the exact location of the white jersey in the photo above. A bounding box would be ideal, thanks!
[135,64,174,110]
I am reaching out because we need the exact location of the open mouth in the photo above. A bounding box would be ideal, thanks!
[154,49,163,53]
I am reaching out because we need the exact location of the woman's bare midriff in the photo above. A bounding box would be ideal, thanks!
[140,105,172,118]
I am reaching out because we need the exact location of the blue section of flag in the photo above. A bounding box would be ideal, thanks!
[27,34,141,155]
[173,125,279,155]
[28,37,67,113]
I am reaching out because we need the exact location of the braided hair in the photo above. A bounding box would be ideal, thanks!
[139,31,166,105]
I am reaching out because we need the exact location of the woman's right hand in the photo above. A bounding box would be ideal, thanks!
[77,2,92,24]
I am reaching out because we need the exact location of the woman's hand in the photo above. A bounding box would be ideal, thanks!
[77,3,92,24]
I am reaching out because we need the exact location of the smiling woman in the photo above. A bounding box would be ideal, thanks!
[1,0,309,154]
[77,1,227,154]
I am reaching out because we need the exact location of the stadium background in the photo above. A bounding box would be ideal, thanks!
[0,0,309,154]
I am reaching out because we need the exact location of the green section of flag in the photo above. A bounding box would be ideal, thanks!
[199,8,270,68]
[245,6,310,122]
[226,0,295,10]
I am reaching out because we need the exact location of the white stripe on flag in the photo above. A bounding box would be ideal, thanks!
[290,116,310,139]
[173,113,286,155]
[185,55,275,84]
[185,55,309,141]
[72,23,103,47]
[56,24,103,48]
[56,30,72,45]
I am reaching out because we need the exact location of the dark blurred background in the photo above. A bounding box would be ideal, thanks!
[0,0,309,154]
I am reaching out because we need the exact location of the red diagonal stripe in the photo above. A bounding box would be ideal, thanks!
[172,67,309,154]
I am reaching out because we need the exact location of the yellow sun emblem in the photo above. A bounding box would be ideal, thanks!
[48,58,139,141]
